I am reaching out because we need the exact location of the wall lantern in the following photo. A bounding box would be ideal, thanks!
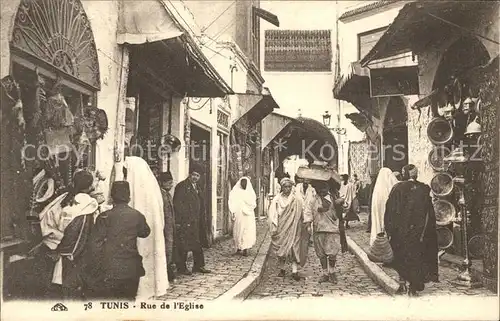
[322,110,346,135]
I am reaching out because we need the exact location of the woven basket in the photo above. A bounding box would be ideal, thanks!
[367,232,394,264]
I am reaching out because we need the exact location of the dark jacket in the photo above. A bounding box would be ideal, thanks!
[57,213,94,291]
[90,203,150,280]
[173,179,208,249]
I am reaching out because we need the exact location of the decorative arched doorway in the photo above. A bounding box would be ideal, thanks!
[2,0,102,300]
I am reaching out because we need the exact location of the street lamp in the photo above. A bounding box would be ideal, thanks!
[322,111,347,135]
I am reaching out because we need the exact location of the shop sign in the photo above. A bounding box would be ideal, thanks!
[369,66,420,97]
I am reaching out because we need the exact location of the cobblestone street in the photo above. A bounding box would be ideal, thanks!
[158,219,268,301]
[248,237,387,299]
[347,212,496,297]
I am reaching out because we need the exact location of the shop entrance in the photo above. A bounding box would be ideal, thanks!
[190,123,213,246]
[382,97,408,172]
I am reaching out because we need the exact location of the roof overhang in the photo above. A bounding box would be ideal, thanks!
[333,61,377,118]
[261,112,294,150]
[360,1,494,67]
[119,0,233,97]
[345,113,371,132]
[253,7,280,27]
[232,87,280,129]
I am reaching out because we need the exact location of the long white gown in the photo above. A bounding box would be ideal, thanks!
[229,177,257,251]
[123,156,169,299]
[370,168,399,246]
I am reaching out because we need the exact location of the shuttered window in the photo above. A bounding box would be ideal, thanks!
[264,30,332,72]
[358,26,388,60]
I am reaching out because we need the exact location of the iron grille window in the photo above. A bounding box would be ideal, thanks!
[264,30,332,72]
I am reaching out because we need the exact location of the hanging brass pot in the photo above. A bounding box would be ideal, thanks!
[428,145,451,171]
[437,227,454,250]
[430,172,454,197]
[427,117,454,145]
[433,199,456,226]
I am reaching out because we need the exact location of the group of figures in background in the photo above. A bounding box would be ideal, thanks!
[267,169,363,285]
[269,163,438,297]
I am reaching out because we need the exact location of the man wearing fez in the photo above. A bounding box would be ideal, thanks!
[89,181,151,300]
[173,164,211,275]
[158,171,177,282]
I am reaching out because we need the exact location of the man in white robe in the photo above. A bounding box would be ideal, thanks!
[229,177,257,256]
[370,168,399,246]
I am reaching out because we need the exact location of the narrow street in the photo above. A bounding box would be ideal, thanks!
[158,220,268,301]
[248,219,387,299]
[248,247,386,299]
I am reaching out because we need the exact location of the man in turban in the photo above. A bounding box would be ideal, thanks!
[268,177,310,281]
[173,164,211,274]
[384,164,439,296]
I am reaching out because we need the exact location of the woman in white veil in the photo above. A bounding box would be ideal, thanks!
[370,167,399,246]
[229,177,257,256]
[115,156,169,299]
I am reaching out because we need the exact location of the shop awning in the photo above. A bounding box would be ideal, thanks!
[360,1,492,67]
[119,0,233,97]
[261,112,294,150]
[232,87,280,128]
[333,61,370,100]
[333,61,375,115]
[345,113,371,132]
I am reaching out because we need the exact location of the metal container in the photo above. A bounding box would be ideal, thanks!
[430,172,454,197]
[428,146,451,171]
[437,227,454,250]
[433,199,456,226]
[427,117,453,145]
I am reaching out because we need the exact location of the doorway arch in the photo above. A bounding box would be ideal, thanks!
[382,96,408,172]
[11,0,101,91]
[432,35,490,91]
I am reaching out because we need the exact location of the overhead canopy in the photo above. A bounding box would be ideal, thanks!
[333,61,370,101]
[232,87,280,129]
[119,0,232,97]
[345,113,371,132]
[117,0,183,44]
[253,7,280,27]
[360,1,493,66]
[261,112,294,150]
[333,61,379,118]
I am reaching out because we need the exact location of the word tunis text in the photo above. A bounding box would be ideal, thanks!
[139,301,204,311]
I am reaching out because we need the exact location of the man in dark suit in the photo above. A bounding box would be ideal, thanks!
[173,165,211,275]
[89,181,151,300]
